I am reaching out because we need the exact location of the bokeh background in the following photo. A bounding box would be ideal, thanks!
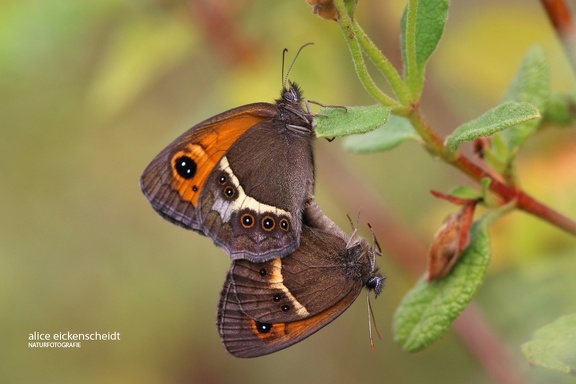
[2,0,576,383]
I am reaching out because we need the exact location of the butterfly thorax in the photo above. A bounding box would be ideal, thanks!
[341,240,384,297]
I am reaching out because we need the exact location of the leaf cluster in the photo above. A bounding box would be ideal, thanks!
[311,0,576,370]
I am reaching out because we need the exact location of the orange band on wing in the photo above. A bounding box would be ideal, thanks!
[170,113,268,207]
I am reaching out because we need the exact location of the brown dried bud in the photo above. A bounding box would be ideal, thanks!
[426,201,477,282]
[473,137,491,159]
[305,0,338,21]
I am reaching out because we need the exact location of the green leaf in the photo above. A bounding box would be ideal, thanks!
[447,185,482,200]
[344,0,358,17]
[487,47,549,170]
[543,92,575,126]
[314,105,390,138]
[343,115,418,153]
[445,101,540,153]
[401,0,449,97]
[393,219,490,352]
[522,314,576,375]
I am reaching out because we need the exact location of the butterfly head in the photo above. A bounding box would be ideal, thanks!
[281,81,303,106]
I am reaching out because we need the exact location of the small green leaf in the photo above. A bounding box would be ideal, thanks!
[522,314,576,375]
[445,101,540,153]
[393,219,490,352]
[487,47,549,171]
[448,185,482,200]
[344,0,358,17]
[343,115,418,153]
[314,105,390,138]
[401,0,449,97]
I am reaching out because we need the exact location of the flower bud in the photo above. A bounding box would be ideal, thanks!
[305,0,338,21]
[426,201,476,282]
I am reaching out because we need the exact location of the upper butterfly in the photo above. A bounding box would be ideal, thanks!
[140,52,316,262]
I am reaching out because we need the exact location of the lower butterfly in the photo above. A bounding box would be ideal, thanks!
[217,224,384,358]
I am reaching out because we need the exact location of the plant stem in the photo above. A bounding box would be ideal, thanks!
[352,21,411,104]
[334,1,576,236]
[456,155,576,235]
[409,108,576,236]
[403,0,421,99]
[333,0,401,108]
[540,0,576,75]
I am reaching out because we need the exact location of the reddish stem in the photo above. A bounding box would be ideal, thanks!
[541,0,572,35]
[408,107,576,236]
[455,155,576,235]
[540,0,576,74]
[430,190,481,206]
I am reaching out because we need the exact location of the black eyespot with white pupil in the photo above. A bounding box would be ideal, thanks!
[262,216,275,231]
[255,321,272,334]
[281,305,290,312]
[279,218,290,231]
[174,156,196,179]
[259,268,267,276]
[217,173,227,184]
[223,186,235,199]
[273,294,281,302]
[240,213,254,228]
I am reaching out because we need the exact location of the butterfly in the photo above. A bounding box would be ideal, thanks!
[140,45,323,262]
[217,224,384,358]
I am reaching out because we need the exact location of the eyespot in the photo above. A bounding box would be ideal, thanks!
[259,268,267,276]
[174,156,196,179]
[273,294,281,302]
[255,321,272,334]
[261,216,275,231]
[281,305,290,312]
[223,186,236,199]
[217,172,227,184]
[240,213,255,228]
[279,218,290,232]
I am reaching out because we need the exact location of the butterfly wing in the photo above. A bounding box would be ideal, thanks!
[228,226,363,322]
[217,274,360,358]
[216,226,372,358]
[141,102,315,261]
[196,120,314,261]
[141,103,277,228]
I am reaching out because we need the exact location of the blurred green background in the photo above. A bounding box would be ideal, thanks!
[2,0,576,383]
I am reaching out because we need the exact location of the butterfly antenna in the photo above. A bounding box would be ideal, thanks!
[282,42,314,89]
[345,213,358,248]
[367,223,382,255]
[367,293,382,350]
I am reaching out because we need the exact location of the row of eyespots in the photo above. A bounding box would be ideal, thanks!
[273,293,291,312]
[216,171,291,233]
[257,268,291,313]
[217,172,237,200]
[240,213,290,232]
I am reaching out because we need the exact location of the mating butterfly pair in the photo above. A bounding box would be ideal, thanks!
[140,63,384,358]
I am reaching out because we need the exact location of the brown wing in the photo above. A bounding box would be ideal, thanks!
[140,102,278,229]
[227,226,364,322]
[216,225,379,358]
[217,274,360,358]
